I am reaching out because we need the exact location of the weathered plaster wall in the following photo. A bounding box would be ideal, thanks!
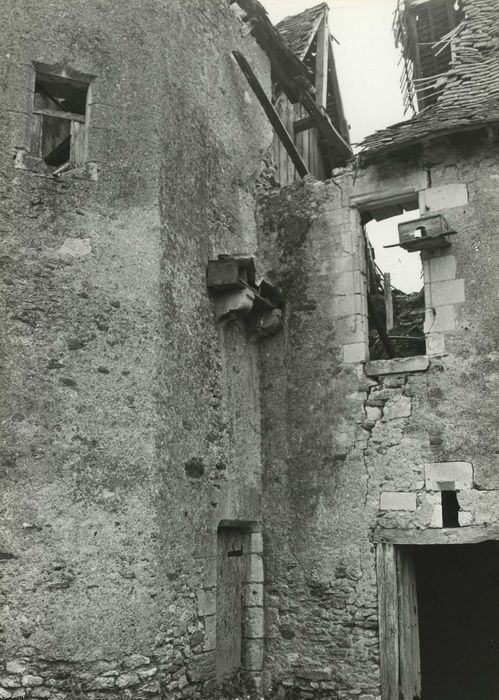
[0,1,271,697]
[258,137,499,698]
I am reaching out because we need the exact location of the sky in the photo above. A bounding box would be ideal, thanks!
[261,0,422,292]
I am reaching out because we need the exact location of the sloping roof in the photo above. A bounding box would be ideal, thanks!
[359,0,499,159]
[276,2,328,61]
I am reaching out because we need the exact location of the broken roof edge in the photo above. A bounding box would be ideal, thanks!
[358,118,499,163]
[276,2,329,61]
[232,0,353,164]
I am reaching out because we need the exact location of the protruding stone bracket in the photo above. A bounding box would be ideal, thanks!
[206,255,284,340]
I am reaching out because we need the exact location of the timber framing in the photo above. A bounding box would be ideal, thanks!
[231,0,352,165]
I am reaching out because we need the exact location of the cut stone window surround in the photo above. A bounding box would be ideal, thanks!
[358,193,426,361]
[347,182,466,366]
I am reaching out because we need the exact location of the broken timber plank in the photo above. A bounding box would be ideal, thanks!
[232,50,309,178]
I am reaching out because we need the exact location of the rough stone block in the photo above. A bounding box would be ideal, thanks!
[5,665,24,677]
[425,462,473,491]
[365,356,429,376]
[383,395,411,420]
[115,673,140,688]
[424,305,456,333]
[365,405,383,422]
[20,677,42,688]
[429,279,465,307]
[419,183,468,211]
[427,254,457,282]
[380,492,417,511]
[426,332,445,356]
[343,342,368,364]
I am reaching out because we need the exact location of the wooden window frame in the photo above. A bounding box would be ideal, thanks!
[30,68,92,170]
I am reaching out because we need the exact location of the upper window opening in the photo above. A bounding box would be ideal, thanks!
[362,199,426,360]
[31,72,89,170]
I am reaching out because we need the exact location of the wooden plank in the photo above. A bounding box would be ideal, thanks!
[314,15,329,109]
[33,107,85,123]
[372,524,499,545]
[30,113,43,158]
[397,548,421,700]
[377,544,399,700]
[301,124,310,173]
[327,41,350,142]
[232,51,309,178]
[70,121,85,167]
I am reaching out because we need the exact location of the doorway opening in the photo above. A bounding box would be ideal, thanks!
[377,539,499,700]
[415,541,499,700]
[215,523,263,694]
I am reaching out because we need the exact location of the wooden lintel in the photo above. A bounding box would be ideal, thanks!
[371,524,499,546]
[232,51,309,178]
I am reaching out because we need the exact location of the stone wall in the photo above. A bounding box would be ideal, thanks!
[258,136,499,698]
[0,1,271,697]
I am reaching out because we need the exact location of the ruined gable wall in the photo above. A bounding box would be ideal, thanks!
[0,1,271,697]
[258,136,499,698]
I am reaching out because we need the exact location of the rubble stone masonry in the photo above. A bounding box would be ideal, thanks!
[0,1,271,698]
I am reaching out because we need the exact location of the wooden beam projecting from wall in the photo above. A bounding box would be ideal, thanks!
[232,51,309,178]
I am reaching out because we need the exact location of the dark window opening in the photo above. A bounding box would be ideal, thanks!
[441,490,460,527]
[31,72,89,169]
[362,199,425,360]
[415,542,499,699]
